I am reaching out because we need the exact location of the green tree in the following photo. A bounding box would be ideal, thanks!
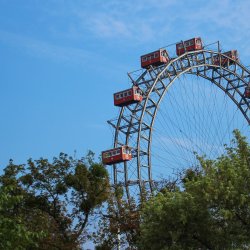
[0,151,110,249]
[138,130,250,250]
[0,185,46,250]
[93,186,141,249]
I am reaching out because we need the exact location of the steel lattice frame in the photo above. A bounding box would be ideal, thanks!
[108,49,250,201]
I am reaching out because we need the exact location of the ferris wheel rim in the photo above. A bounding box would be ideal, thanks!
[111,49,250,200]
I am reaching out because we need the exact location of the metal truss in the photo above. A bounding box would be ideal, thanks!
[108,49,250,201]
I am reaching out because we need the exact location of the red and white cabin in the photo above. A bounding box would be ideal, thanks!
[176,37,203,56]
[102,146,132,165]
[245,86,250,99]
[114,86,143,107]
[213,50,239,66]
[141,49,169,69]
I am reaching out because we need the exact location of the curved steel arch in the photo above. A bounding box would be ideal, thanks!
[108,49,250,200]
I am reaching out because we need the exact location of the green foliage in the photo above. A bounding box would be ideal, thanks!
[138,130,250,249]
[0,151,110,249]
[0,185,46,250]
[93,189,140,249]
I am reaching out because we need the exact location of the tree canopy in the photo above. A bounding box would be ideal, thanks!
[93,186,140,249]
[138,130,250,249]
[0,151,109,250]
[1,131,249,249]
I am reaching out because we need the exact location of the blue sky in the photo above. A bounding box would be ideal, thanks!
[1,0,250,168]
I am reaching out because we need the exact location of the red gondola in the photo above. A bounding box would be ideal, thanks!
[141,49,169,69]
[213,50,239,66]
[114,86,143,107]
[176,37,203,56]
[102,146,132,165]
[245,86,250,99]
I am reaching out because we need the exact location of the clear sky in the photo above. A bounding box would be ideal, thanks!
[1,0,250,167]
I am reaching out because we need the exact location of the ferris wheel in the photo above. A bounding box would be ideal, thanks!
[102,37,250,201]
